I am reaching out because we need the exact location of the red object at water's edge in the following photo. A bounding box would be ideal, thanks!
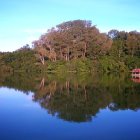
[131,68,140,83]
[131,68,140,73]
[131,78,140,83]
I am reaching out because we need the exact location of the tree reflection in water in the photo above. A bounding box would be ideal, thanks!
[0,72,140,122]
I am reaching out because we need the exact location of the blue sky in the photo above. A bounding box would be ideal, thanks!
[0,0,140,52]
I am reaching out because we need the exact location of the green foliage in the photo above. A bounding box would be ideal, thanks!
[99,56,128,73]
[72,59,94,72]
[0,50,41,72]
[124,56,140,70]
[45,59,96,73]
[47,61,66,72]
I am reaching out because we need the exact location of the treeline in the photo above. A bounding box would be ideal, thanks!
[32,20,140,72]
[0,20,140,73]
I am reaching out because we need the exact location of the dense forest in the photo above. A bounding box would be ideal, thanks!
[0,20,140,73]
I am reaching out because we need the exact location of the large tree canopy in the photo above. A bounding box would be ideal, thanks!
[32,20,112,63]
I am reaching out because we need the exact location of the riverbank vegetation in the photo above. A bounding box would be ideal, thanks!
[0,20,140,73]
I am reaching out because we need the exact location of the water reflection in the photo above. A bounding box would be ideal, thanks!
[0,72,140,122]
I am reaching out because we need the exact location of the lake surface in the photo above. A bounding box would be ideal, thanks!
[0,73,140,140]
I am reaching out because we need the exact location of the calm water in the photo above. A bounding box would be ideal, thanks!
[0,73,140,140]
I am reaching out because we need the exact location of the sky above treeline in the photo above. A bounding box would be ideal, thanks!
[0,0,140,52]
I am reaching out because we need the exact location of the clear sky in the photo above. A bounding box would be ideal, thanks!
[0,0,140,52]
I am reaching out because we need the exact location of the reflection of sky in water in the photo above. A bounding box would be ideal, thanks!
[0,87,34,108]
[0,87,140,140]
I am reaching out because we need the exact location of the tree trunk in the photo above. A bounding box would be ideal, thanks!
[84,85,87,101]
[60,47,63,60]
[67,47,70,61]
[39,78,45,89]
[118,50,120,58]
[131,49,134,57]
[65,54,68,61]
[83,42,87,58]
[40,55,45,65]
